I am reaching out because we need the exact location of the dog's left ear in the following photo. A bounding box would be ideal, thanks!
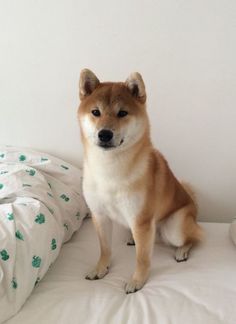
[125,72,146,103]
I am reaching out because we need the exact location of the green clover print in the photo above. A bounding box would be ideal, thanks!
[26,169,36,176]
[60,194,70,202]
[51,238,57,250]
[32,256,41,268]
[19,154,26,162]
[11,277,17,289]
[0,249,9,261]
[7,213,14,220]
[35,213,45,224]
[15,230,24,241]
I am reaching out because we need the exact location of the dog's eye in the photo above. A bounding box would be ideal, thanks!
[91,109,101,117]
[117,110,128,118]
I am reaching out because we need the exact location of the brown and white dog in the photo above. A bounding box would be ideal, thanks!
[78,69,203,294]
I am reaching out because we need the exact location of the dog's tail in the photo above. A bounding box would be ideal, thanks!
[181,181,198,210]
[181,181,204,242]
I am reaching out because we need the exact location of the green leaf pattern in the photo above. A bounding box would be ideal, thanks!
[15,230,24,241]
[32,256,41,268]
[26,169,36,176]
[0,249,9,261]
[7,213,14,220]
[19,154,26,162]
[35,213,45,224]
[51,238,57,250]
[60,194,70,202]
[11,277,17,289]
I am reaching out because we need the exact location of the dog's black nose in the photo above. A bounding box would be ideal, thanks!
[98,129,113,143]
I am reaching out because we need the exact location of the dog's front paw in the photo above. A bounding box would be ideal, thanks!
[125,279,145,294]
[85,266,109,280]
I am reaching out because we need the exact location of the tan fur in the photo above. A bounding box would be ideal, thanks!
[78,69,203,293]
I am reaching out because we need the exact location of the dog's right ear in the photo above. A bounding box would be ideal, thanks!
[79,69,100,100]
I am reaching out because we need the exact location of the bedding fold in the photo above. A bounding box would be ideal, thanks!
[0,146,89,323]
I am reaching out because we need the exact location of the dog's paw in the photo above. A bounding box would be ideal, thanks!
[127,237,135,246]
[127,231,135,246]
[85,266,109,280]
[175,247,189,262]
[125,279,145,294]
[175,244,192,262]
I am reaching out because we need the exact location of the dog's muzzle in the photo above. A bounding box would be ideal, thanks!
[98,129,113,143]
[97,129,124,150]
[97,129,115,149]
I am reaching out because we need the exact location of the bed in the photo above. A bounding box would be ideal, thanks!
[1,146,236,324]
[4,218,236,324]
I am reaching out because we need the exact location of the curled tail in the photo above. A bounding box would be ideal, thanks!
[181,181,204,242]
[181,181,198,210]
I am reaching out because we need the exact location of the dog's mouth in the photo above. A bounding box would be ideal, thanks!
[98,139,124,150]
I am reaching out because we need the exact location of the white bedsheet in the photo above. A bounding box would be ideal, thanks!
[5,219,236,324]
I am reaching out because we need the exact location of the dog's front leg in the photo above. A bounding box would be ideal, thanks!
[125,218,155,294]
[85,215,112,280]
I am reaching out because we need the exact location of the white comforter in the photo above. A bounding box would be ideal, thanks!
[0,146,88,323]
[5,218,236,324]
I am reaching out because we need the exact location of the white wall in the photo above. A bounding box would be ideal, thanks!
[0,0,235,222]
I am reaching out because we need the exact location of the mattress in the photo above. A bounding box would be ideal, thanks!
[5,219,236,324]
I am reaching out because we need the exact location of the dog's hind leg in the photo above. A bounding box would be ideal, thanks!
[175,243,193,262]
[160,205,203,262]
[127,231,135,246]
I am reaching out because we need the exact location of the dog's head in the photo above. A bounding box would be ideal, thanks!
[78,69,149,152]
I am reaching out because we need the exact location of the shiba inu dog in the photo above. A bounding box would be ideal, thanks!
[78,69,203,294]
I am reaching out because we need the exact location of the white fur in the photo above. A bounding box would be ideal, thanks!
[160,210,185,247]
[80,115,97,144]
[83,147,148,228]
[81,105,149,229]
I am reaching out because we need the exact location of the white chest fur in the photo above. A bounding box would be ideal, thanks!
[83,148,147,228]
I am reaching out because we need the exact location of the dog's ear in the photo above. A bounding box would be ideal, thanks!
[79,69,100,100]
[125,72,146,103]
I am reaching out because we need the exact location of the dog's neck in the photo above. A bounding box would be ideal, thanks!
[83,132,152,181]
